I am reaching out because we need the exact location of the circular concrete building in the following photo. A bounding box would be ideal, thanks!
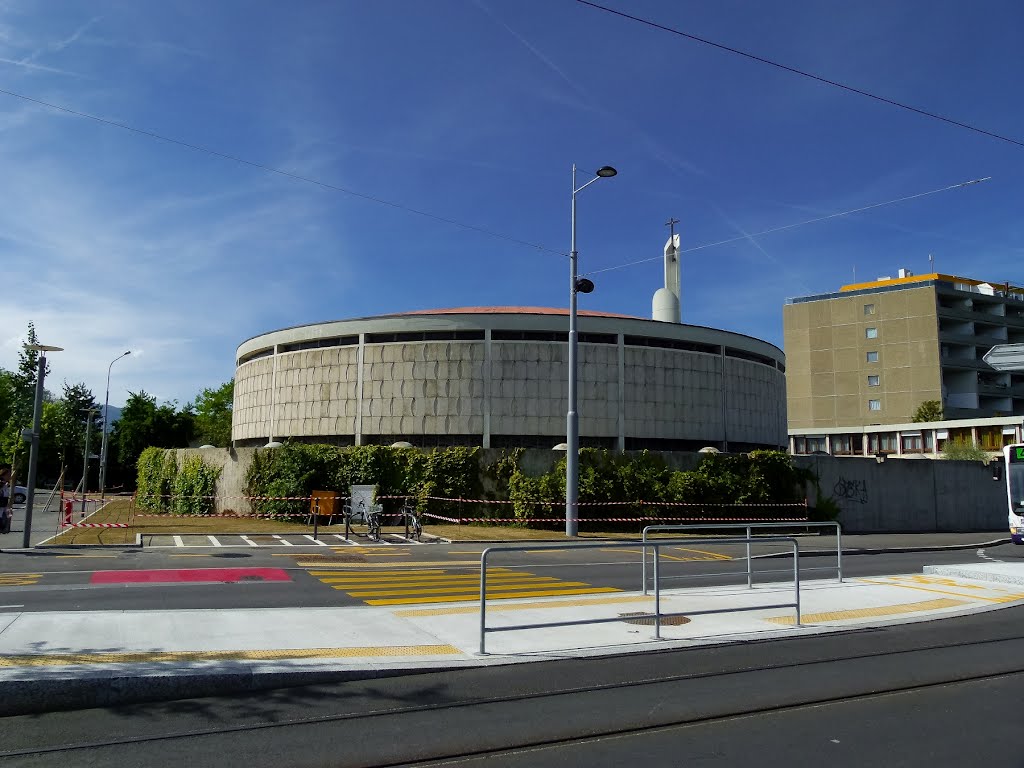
[232,307,786,451]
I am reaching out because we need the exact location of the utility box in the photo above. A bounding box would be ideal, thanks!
[310,490,340,520]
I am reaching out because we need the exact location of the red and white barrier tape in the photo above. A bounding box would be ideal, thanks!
[135,493,805,508]
[62,522,129,528]
[422,514,808,523]
[423,496,807,508]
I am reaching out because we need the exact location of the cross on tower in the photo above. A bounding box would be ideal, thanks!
[665,217,679,260]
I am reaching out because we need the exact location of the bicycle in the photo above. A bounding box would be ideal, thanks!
[366,503,382,542]
[400,503,422,541]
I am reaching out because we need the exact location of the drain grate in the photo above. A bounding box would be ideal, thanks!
[619,612,690,626]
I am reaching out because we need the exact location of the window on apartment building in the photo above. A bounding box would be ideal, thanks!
[864,303,876,315]
[865,327,878,339]
[806,437,827,453]
[901,433,924,453]
[880,433,898,451]
[866,351,879,363]
[868,399,881,411]
[832,434,852,455]
[867,375,880,386]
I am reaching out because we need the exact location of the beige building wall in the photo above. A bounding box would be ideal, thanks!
[234,312,788,448]
[784,286,941,428]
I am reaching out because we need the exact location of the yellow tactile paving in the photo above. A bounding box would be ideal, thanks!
[395,595,653,616]
[857,576,1024,604]
[764,598,968,625]
[0,645,463,667]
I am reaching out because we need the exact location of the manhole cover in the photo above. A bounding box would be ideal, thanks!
[619,612,690,626]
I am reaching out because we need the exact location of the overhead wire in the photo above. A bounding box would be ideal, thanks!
[0,86,564,256]
[576,0,1024,149]
[584,177,992,276]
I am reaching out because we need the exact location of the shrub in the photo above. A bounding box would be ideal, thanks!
[172,454,222,516]
[942,438,990,462]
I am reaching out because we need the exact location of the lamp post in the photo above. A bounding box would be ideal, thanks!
[566,164,616,537]
[23,344,63,548]
[98,350,131,501]
[80,408,97,518]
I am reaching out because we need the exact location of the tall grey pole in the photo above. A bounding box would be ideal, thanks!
[567,164,579,537]
[22,354,47,548]
[565,165,616,537]
[80,415,92,518]
[99,350,130,501]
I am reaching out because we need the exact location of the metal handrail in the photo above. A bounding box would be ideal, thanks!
[479,537,801,655]
[641,521,842,594]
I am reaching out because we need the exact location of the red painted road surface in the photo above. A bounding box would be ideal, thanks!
[90,568,292,584]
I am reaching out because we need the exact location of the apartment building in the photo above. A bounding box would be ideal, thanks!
[784,270,1024,430]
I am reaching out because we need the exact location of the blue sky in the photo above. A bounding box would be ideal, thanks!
[0,0,1021,408]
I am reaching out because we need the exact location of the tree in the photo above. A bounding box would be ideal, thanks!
[0,322,54,473]
[107,391,194,489]
[912,400,944,423]
[191,380,234,447]
[54,382,99,480]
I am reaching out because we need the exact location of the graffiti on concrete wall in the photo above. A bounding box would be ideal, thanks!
[833,476,869,505]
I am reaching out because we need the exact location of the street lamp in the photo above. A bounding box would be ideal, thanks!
[566,164,616,537]
[80,407,98,518]
[99,350,131,501]
[22,343,63,548]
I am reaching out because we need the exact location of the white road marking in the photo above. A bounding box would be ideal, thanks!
[239,535,259,547]
[273,534,294,546]
[173,535,184,548]
[303,535,329,546]
[207,535,223,547]
[977,547,1005,563]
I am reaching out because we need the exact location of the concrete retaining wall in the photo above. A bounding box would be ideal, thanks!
[795,455,1006,533]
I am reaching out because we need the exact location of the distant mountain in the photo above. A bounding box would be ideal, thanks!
[101,405,123,428]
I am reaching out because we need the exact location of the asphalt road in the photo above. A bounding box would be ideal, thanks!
[3,599,1022,767]
[0,540,1019,612]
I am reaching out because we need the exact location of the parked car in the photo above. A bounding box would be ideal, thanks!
[11,486,26,504]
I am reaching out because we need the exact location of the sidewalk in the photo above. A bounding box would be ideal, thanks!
[0,560,1021,715]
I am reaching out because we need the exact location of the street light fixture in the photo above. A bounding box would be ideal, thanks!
[22,343,63,547]
[566,164,616,537]
[99,350,131,501]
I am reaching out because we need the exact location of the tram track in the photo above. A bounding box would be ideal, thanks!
[5,610,1024,767]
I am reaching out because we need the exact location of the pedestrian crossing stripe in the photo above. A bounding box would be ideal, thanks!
[363,588,619,606]
[0,573,42,587]
[304,566,620,606]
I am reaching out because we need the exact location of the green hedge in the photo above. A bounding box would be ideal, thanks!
[243,444,484,519]
[135,448,221,515]
[241,444,812,526]
[503,449,814,530]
